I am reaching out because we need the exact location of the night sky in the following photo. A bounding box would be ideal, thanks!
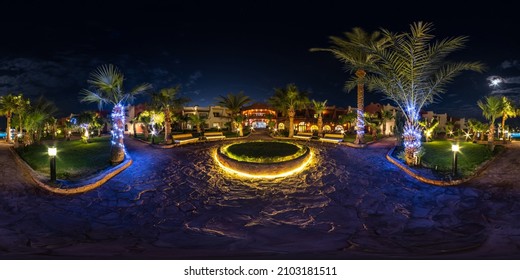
[1,0,519,122]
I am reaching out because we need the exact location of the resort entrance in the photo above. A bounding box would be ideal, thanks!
[252,121,267,129]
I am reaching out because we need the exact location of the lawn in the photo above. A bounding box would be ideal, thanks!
[343,133,384,143]
[420,140,505,177]
[16,136,112,180]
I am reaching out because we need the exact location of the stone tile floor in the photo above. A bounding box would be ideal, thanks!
[0,137,519,259]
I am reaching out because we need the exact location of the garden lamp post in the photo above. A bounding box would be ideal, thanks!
[48,147,57,182]
[451,143,459,177]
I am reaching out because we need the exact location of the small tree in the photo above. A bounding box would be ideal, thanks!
[80,64,151,163]
[500,96,517,143]
[478,96,503,151]
[312,99,327,135]
[360,22,483,165]
[189,114,206,133]
[268,84,309,138]
[216,92,251,136]
[151,86,188,144]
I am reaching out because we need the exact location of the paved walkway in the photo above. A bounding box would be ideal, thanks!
[0,137,519,259]
[0,143,37,191]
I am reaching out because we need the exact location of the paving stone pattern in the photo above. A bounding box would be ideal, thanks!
[0,136,519,259]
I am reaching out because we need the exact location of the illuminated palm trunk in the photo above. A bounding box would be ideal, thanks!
[288,109,295,137]
[403,121,422,166]
[164,108,172,144]
[110,104,126,163]
[354,69,365,144]
[501,115,507,143]
[488,121,495,151]
[318,115,323,134]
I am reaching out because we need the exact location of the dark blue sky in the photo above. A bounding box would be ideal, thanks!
[1,0,519,122]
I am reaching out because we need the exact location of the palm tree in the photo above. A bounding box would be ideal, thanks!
[151,86,188,144]
[77,111,97,143]
[138,110,153,141]
[312,99,327,135]
[418,118,439,142]
[360,22,484,165]
[268,84,309,138]
[80,64,151,163]
[0,94,21,143]
[478,96,504,151]
[380,109,394,136]
[500,96,517,143]
[444,121,455,139]
[189,114,206,133]
[14,94,30,145]
[364,113,381,141]
[311,27,387,144]
[467,118,485,143]
[216,92,251,137]
[23,96,58,144]
[338,112,357,133]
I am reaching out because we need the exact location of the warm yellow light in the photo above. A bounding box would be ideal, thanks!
[48,147,57,156]
[451,144,460,152]
[214,150,314,179]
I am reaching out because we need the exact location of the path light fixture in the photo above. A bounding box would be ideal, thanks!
[48,146,57,182]
[451,143,459,177]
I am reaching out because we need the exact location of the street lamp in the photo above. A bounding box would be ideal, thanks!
[48,147,57,182]
[451,143,459,177]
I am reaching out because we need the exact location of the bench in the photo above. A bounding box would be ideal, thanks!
[319,133,344,143]
[293,132,313,140]
[204,131,226,141]
[172,133,199,144]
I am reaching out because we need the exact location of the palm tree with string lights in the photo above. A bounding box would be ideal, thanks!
[216,92,251,137]
[358,22,484,165]
[311,27,387,145]
[80,64,151,163]
[268,84,309,138]
[312,99,327,135]
[478,96,504,151]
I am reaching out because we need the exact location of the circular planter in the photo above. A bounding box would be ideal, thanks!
[215,141,313,178]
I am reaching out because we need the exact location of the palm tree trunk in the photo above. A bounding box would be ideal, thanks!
[488,121,495,151]
[5,113,11,143]
[18,114,23,145]
[354,69,366,144]
[164,108,172,144]
[502,115,507,143]
[238,123,244,137]
[142,124,149,140]
[288,109,295,137]
[403,121,421,166]
[318,115,323,135]
[110,104,126,163]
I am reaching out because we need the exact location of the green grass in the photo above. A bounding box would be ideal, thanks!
[16,136,112,180]
[222,141,306,163]
[419,140,505,177]
[343,133,383,143]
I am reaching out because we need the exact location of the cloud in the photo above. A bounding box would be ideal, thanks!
[491,87,520,95]
[501,60,520,69]
[503,77,520,84]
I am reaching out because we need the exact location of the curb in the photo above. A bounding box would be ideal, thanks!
[385,145,506,186]
[10,147,133,195]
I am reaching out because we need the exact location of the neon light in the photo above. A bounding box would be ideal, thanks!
[214,149,314,179]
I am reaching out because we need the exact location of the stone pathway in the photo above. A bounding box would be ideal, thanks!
[0,137,519,259]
